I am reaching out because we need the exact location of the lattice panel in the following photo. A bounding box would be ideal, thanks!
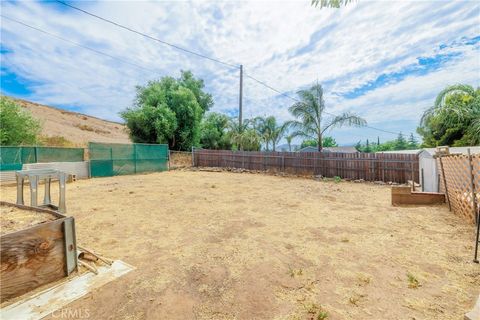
[441,154,477,224]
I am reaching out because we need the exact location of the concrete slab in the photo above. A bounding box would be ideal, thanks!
[465,294,480,320]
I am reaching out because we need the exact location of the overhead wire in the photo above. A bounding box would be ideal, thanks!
[55,0,239,70]
[9,2,416,138]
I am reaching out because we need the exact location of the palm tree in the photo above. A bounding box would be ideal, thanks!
[227,118,261,151]
[311,0,354,8]
[285,134,294,152]
[287,83,367,151]
[251,116,288,151]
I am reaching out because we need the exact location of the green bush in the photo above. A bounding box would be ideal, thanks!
[0,96,41,145]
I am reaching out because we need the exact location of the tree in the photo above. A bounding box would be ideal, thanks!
[121,71,208,150]
[177,70,213,113]
[227,118,261,151]
[364,139,372,153]
[285,134,294,152]
[200,112,231,150]
[301,136,337,148]
[0,96,41,145]
[417,84,480,147]
[311,0,354,8]
[257,116,288,151]
[408,133,419,149]
[287,83,367,151]
[394,133,408,150]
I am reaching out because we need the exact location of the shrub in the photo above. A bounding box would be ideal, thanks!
[0,96,41,145]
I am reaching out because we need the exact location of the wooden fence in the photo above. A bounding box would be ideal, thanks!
[193,149,419,184]
[438,152,480,224]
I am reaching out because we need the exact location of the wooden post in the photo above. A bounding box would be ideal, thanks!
[382,153,385,182]
[467,149,478,225]
[439,156,451,211]
[411,161,415,191]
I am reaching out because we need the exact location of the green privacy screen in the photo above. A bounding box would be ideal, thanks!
[89,142,168,177]
[0,146,84,171]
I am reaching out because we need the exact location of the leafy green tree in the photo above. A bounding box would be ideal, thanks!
[121,71,208,150]
[364,139,372,153]
[287,83,367,151]
[0,96,41,145]
[200,112,231,150]
[417,84,480,147]
[394,133,408,150]
[178,70,213,113]
[301,136,337,148]
[408,133,419,149]
[356,133,419,152]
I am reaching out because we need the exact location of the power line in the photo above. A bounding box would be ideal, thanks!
[1,15,156,75]
[8,3,413,138]
[245,73,408,136]
[55,0,239,70]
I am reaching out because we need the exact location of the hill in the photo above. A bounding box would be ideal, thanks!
[14,98,131,147]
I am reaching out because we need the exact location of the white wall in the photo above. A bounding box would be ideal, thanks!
[23,162,90,179]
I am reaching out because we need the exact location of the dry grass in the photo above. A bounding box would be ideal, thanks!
[13,97,130,147]
[0,170,478,319]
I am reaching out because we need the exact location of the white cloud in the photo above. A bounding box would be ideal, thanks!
[0,0,479,145]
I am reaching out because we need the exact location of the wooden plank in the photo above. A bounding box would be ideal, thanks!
[0,216,69,302]
[0,260,134,320]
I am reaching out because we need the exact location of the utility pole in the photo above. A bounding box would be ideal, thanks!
[239,64,243,128]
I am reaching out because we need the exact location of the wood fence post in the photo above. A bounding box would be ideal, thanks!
[191,147,194,167]
[467,149,478,225]
[411,161,415,191]
[382,153,385,182]
[439,156,451,211]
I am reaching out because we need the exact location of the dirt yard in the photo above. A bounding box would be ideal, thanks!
[1,170,478,319]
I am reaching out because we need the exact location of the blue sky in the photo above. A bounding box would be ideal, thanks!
[1,0,479,146]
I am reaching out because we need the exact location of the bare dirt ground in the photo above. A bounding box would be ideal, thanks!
[1,171,478,320]
[0,204,56,235]
[14,98,131,147]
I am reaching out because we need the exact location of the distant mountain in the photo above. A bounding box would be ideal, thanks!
[275,144,300,152]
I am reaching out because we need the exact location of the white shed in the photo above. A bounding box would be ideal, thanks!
[378,146,480,192]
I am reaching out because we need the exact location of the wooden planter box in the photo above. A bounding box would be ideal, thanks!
[0,201,78,302]
[391,186,445,206]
